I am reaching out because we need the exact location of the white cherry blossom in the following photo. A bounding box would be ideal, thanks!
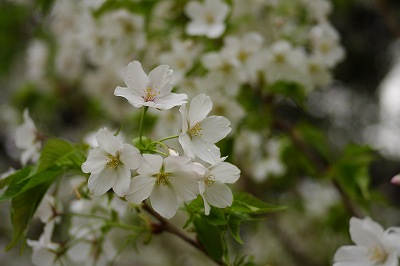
[125,154,200,219]
[15,109,41,165]
[197,158,240,215]
[179,94,231,164]
[114,61,187,110]
[81,127,141,197]
[185,0,230,38]
[334,217,400,266]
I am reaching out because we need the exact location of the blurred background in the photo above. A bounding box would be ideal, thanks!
[1,0,400,265]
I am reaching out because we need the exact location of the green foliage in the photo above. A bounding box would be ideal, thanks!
[193,217,225,263]
[186,193,285,264]
[331,144,375,202]
[0,3,30,76]
[0,138,86,250]
[269,81,307,104]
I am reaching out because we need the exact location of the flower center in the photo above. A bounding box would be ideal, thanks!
[368,246,388,263]
[319,42,331,54]
[144,86,159,102]
[106,153,121,170]
[204,174,216,187]
[238,50,249,62]
[205,13,215,24]
[188,123,203,137]
[274,53,286,63]
[155,172,170,186]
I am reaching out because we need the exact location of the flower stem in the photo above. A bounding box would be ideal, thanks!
[139,106,148,145]
[157,135,179,143]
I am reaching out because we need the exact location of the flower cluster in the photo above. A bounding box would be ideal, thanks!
[82,61,240,219]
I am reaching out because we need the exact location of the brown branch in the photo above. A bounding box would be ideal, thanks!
[141,202,223,266]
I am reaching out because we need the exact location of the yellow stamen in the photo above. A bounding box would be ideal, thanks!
[188,123,203,137]
[144,86,159,102]
[155,172,170,186]
[368,246,388,263]
[106,153,121,170]
[204,174,215,187]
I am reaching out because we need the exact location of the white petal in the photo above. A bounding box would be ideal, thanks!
[350,217,385,247]
[207,0,229,20]
[179,103,189,132]
[32,248,57,266]
[178,134,195,158]
[150,185,179,219]
[95,128,122,156]
[125,175,155,204]
[153,93,188,110]
[114,86,145,108]
[21,147,39,165]
[88,169,117,196]
[163,155,191,173]
[206,24,225,39]
[15,109,36,148]
[203,181,233,208]
[201,194,211,215]
[148,65,172,94]
[185,1,204,19]
[81,148,107,174]
[112,165,131,197]
[186,22,208,36]
[120,144,141,170]
[200,116,231,143]
[169,172,199,201]
[124,61,149,92]
[383,253,399,266]
[138,154,163,176]
[188,94,212,126]
[333,245,372,265]
[210,162,240,183]
[191,138,220,164]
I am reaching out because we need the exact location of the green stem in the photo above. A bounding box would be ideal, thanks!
[157,135,179,143]
[139,106,148,145]
[150,149,168,157]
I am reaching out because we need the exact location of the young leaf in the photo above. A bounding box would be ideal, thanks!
[227,213,244,244]
[333,144,374,201]
[5,181,51,251]
[232,192,286,214]
[0,166,34,203]
[38,138,85,172]
[193,217,224,263]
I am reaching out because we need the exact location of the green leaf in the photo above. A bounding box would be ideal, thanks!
[1,139,86,251]
[183,196,204,229]
[205,207,227,226]
[0,166,34,203]
[228,213,244,244]
[193,218,224,263]
[231,192,286,214]
[333,144,375,201]
[38,138,85,172]
[6,181,51,251]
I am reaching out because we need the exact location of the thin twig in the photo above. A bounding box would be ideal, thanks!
[141,202,223,266]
